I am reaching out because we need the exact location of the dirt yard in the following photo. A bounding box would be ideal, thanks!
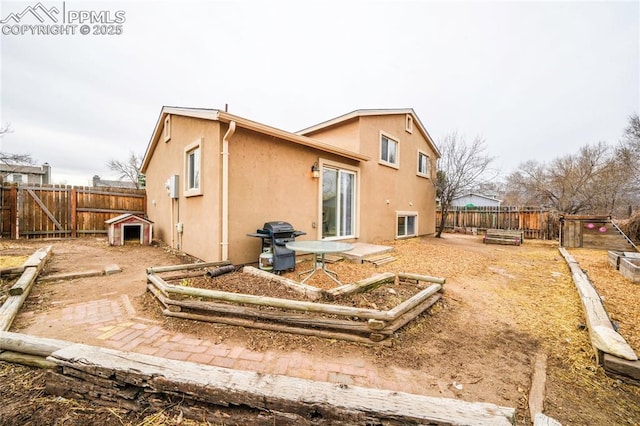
[1,234,639,425]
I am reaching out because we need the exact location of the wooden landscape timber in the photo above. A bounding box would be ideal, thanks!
[44,342,515,425]
[325,272,396,299]
[8,246,52,295]
[483,229,523,246]
[243,265,325,300]
[0,246,52,331]
[559,248,640,384]
[146,267,444,343]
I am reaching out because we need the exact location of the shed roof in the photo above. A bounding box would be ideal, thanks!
[105,213,153,225]
[297,108,441,158]
[141,107,371,173]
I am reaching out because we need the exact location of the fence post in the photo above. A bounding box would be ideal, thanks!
[9,185,18,239]
[70,188,77,238]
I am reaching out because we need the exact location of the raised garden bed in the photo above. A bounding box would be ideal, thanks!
[608,250,640,270]
[620,257,640,283]
[146,263,445,344]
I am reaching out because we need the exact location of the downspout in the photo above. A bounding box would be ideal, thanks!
[221,121,236,261]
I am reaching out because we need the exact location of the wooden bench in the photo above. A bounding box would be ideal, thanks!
[483,229,523,246]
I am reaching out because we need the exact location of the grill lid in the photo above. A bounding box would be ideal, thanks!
[263,221,295,234]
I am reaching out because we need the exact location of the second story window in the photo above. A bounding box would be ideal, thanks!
[380,134,399,168]
[417,151,430,177]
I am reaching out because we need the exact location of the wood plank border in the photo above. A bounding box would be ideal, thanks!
[45,342,516,425]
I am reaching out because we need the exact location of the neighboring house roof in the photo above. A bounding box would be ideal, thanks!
[0,163,49,175]
[141,107,371,173]
[452,193,502,203]
[297,108,441,159]
[92,175,138,189]
[105,213,153,225]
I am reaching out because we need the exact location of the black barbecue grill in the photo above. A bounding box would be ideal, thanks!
[247,221,306,272]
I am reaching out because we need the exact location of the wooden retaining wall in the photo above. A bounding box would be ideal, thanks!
[559,248,640,385]
[0,183,146,238]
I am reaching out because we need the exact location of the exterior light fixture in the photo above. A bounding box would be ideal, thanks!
[311,162,320,179]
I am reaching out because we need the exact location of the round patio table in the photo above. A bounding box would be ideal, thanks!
[285,240,354,285]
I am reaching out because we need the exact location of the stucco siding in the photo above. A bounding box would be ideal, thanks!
[303,113,437,242]
[144,108,439,265]
[227,127,358,265]
[145,115,222,261]
[302,118,361,153]
[355,115,437,242]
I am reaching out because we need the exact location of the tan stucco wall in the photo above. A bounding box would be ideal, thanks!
[310,114,438,242]
[303,117,361,153]
[144,115,222,261]
[145,112,438,265]
[227,126,358,264]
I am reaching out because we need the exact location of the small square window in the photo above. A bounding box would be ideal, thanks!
[397,213,417,238]
[405,114,413,133]
[164,116,171,142]
[417,151,430,177]
[380,134,399,168]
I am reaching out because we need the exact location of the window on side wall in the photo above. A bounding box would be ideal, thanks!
[164,116,171,142]
[397,212,417,238]
[184,139,202,196]
[405,114,413,133]
[380,133,399,168]
[417,151,430,177]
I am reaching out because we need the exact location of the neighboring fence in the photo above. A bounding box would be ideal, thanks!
[436,206,557,240]
[0,183,146,239]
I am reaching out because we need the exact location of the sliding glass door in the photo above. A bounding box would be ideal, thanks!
[322,166,355,239]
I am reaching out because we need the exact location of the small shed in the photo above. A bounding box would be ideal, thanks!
[105,214,153,246]
[559,215,636,251]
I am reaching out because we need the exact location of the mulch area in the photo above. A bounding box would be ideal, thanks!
[168,270,425,311]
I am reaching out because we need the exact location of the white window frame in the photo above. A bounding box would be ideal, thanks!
[379,131,400,169]
[184,138,202,197]
[164,116,171,142]
[417,150,430,178]
[7,173,27,184]
[318,158,360,241]
[405,114,413,133]
[396,211,418,239]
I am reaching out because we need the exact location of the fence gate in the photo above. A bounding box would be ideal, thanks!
[0,183,146,239]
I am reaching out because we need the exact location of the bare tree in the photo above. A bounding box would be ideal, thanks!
[505,141,635,216]
[435,133,494,237]
[619,113,640,187]
[107,151,143,189]
[0,123,33,166]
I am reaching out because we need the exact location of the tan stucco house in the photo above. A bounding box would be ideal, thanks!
[141,107,440,265]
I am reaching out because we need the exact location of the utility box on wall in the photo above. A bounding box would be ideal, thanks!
[168,175,179,199]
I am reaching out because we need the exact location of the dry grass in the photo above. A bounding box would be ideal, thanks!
[568,249,640,352]
[2,236,640,425]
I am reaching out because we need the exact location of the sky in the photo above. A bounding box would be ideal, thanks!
[0,0,638,185]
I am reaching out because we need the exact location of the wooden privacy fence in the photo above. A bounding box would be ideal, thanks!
[437,206,557,240]
[0,183,146,239]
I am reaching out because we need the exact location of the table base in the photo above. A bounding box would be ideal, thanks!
[298,253,343,286]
